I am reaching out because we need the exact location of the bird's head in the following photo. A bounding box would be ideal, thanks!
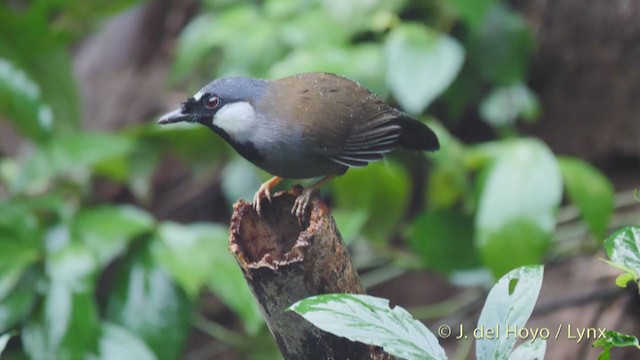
[158,76,268,141]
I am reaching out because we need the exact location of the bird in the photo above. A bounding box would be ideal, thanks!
[158,72,439,223]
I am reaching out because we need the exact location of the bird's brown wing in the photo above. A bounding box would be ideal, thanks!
[271,73,403,168]
[326,112,402,167]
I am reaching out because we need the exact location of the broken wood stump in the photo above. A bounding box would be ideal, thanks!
[228,188,390,360]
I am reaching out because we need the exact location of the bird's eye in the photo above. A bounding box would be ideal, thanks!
[204,95,219,109]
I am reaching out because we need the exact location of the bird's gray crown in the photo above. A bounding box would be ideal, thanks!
[197,76,268,104]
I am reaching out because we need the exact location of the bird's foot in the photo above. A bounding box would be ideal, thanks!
[252,176,283,216]
[291,187,315,225]
[252,184,273,216]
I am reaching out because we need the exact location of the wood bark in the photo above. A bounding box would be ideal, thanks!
[228,188,390,360]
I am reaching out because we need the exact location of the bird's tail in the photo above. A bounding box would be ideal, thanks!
[395,115,440,151]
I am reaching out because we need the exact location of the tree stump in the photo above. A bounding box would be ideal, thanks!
[228,188,390,360]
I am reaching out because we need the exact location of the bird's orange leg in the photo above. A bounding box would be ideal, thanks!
[253,176,283,215]
[291,175,335,224]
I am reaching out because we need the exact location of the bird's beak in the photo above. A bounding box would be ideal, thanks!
[158,108,191,125]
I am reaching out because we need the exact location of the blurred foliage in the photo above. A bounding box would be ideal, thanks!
[0,0,624,359]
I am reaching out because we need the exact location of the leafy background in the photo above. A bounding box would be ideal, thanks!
[1,0,639,359]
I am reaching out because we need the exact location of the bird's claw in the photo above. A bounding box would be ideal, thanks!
[252,184,273,216]
[291,187,314,226]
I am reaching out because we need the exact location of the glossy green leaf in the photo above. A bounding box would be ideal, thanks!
[604,226,640,286]
[13,132,135,193]
[332,161,411,243]
[97,322,157,360]
[0,57,52,142]
[154,222,263,334]
[508,338,546,360]
[559,157,614,239]
[408,209,479,274]
[593,330,640,360]
[475,139,562,277]
[480,83,540,127]
[106,243,191,360]
[385,23,464,114]
[290,294,446,360]
[476,265,544,360]
[73,205,154,267]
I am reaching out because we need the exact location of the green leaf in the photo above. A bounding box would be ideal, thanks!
[26,48,80,133]
[475,139,562,277]
[508,338,546,360]
[332,161,411,244]
[476,265,544,360]
[221,156,264,205]
[558,157,614,239]
[97,322,157,360]
[276,7,350,48]
[46,242,98,292]
[14,132,135,193]
[154,222,263,334]
[137,125,229,167]
[424,121,469,208]
[22,286,100,359]
[468,4,534,85]
[408,209,479,274]
[154,223,227,298]
[73,205,154,268]
[320,0,405,34]
[385,23,464,114]
[0,332,12,357]
[0,269,38,333]
[290,294,446,360]
[0,57,52,142]
[593,330,640,360]
[604,226,640,285]
[479,83,540,127]
[331,209,367,245]
[269,44,387,97]
[0,238,39,300]
[447,0,496,29]
[174,6,282,78]
[615,273,636,288]
[106,243,191,360]
[169,12,217,80]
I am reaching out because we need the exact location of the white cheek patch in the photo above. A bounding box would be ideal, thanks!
[213,102,257,142]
